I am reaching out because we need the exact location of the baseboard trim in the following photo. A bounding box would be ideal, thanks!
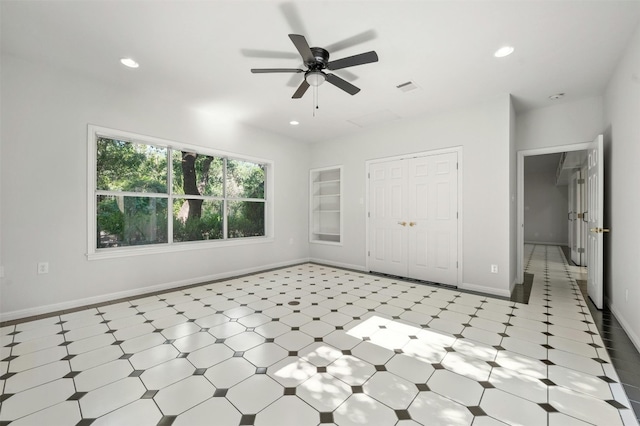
[0,258,311,323]
[460,282,511,298]
[608,302,640,354]
[308,258,367,272]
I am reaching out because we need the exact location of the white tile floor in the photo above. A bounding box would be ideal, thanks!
[0,244,638,425]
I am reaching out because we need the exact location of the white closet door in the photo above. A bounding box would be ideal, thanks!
[368,159,408,277]
[408,153,458,285]
[587,135,605,309]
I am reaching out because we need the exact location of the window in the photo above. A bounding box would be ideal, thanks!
[88,126,271,258]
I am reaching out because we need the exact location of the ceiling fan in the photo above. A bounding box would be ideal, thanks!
[251,34,378,99]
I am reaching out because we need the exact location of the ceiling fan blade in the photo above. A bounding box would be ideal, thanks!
[292,80,310,98]
[241,49,299,60]
[327,51,378,71]
[251,68,304,74]
[289,34,315,65]
[324,30,378,53]
[326,73,360,95]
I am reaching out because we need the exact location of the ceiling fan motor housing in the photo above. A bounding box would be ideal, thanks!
[309,47,330,70]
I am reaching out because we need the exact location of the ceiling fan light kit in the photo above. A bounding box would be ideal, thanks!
[250,34,378,101]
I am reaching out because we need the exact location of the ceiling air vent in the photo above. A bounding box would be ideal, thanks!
[396,81,419,92]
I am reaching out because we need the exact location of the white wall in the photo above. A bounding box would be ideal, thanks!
[516,96,604,151]
[0,55,310,320]
[603,24,640,351]
[523,168,568,245]
[309,95,514,297]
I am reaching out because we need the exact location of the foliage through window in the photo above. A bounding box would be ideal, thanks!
[94,135,267,250]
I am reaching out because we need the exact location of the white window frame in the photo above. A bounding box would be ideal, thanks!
[87,125,274,260]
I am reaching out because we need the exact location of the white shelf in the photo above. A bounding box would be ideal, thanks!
[310,166,343,245]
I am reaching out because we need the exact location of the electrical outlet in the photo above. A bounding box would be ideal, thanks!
[37,262,49,274]
[490,264,498,274]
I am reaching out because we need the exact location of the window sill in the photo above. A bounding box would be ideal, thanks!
[87,236,274,261]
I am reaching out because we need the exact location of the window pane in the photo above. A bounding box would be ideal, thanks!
[97,137,167,193]
[173,199,223,242]
[226,159,265,199]
[228,201,265,238]
[97,195,168,248]
[172,151,224,197]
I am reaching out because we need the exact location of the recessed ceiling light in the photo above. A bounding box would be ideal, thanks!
[120,58,139,68]
[494,46,515,58]
[289,120,299,126]
[549,93,565,100]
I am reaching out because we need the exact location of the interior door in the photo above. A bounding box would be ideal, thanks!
[570,171,582,265]
[368,160,408,277]
[407,153,458,285]
[587,135,605,309]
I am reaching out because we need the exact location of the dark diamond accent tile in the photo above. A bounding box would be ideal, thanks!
[542,332,553,336]
[256,367,267,374]
[105,329,116,334]
[444,347,456,352]
[487,361,500,368]
[351,385,364,393]
[177,353,189,358]
[317,366,327,373]
[67,392,88,401]
[153,329,164,333]
[409,335,418,340]
[164,339,176,345]
[119,353,133,360]
[157,415,177,426]
[453,334,464,338]
[291,327,299,331]
[112,340,124,346]
[592,358,608,364]
[0,372,16,380]
[493,345,506,351]
[63,371,81,379]
[541,359,555,366]
[416,383,430,392]
[0,393,14,403]
[58,341,72,346]
[314,337,323,342]
[395,409,411,420]
[239,414,256,425]
[246,327,255,332]
[215,338,225,344]
[540,378,556,386]
[479,381,495,389]
[142,390,158,399]
[128,370,145,377]
[193,368,207,376]
[233,351,245,357]
[61,354,76,361]
[432,363,445,370]
[320,412,334,423]
[606,399,628,409]
[541,344,554,349]
[284,387,296,395]
[394,349,404,354]
[288,351,298,356]
[538,403,558,413]
[598,375,618,384]
[467,406,487,416]
[375,365,387,371]
[214,388,228,397]
[335,326,344,330]
[57,330,70,335]
[75,419,95,426]
[265,338,275,343]
[342,349,352,356]
[588,343,603,349]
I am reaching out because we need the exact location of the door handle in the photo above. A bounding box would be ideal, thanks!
[590,227,610,233]
[397,221,407,226]
[409,222,417,227]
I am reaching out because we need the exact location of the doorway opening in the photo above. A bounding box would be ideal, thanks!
[517,136,604,309]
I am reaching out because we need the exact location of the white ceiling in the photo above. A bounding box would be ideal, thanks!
[2,1,639,144]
